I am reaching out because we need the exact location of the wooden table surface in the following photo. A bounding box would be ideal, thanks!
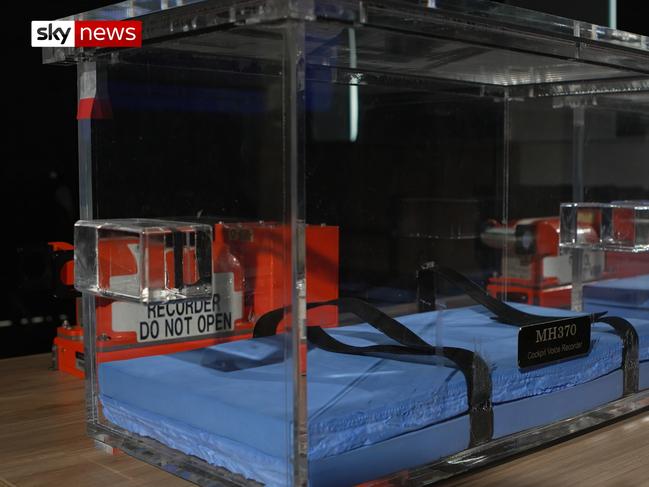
[1,354,648,486]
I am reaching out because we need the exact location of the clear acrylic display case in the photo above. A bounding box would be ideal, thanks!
[45,0,649,485]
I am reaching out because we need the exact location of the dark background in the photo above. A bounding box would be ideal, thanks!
[2,0,647,358]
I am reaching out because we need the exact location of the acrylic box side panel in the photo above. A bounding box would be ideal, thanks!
[76,22,310,486]
[500,89,649,412]
[300,19,649,486]
[559,95,649,327]
[501,94,649,397]
[500,96,649,311]
[498,97,577,309]
[302,21,510,486]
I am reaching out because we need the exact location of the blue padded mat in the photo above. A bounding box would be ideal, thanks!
[585,274,649,320]
[99,304,649,486]
[102,369,624,486]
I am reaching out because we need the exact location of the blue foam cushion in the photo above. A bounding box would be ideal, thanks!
[99,303,643,465]
[585,274,649,321]
[585,274,649,307]
[101,368,626,487]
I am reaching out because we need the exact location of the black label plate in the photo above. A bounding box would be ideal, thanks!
[518,315,591,368]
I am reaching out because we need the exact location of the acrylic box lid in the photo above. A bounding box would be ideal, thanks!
[49,0,649,53]
[43,0,649,90]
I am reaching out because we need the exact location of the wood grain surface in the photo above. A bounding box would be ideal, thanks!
[1,354,648,486]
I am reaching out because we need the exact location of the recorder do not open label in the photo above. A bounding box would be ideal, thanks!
[58,220,339,372]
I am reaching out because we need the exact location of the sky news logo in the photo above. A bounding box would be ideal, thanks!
[31,21,142,47]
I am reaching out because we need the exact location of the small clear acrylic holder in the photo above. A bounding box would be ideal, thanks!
[560,202,649,253]
[74,219,213,303]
